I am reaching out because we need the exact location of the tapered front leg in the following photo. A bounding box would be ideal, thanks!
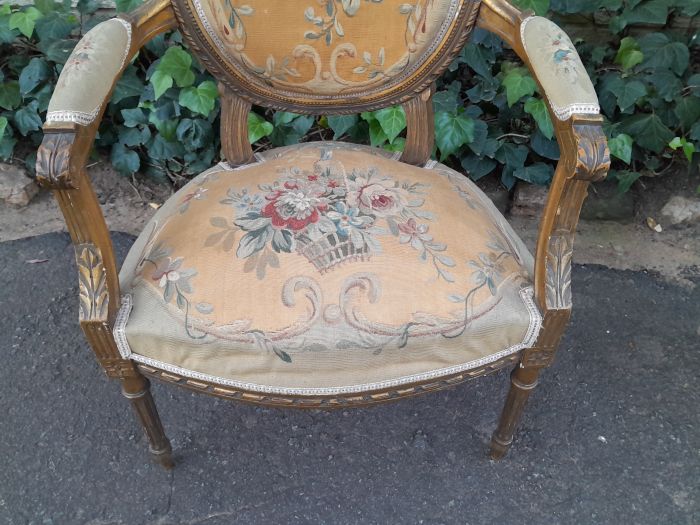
[122,374,174,469]
[490,366,541,460]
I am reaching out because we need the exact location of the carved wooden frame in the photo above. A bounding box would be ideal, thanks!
[36,0,609,465]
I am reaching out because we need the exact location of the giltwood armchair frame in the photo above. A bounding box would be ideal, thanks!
[36,0,609,468]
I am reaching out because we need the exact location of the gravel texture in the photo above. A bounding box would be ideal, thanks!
[1,232,698,525]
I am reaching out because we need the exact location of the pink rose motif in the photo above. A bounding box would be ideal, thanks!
[348,178,408,217]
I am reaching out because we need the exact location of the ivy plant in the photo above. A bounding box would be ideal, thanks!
[0,0,698,191]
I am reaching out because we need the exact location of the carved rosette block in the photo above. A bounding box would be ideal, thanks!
[545,231,573,311]
[573,124,610,182]
[100,357,138,378]
[35,132,77,189]
[75,243,109,322]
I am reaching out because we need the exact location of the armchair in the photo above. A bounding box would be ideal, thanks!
[36,0,609,468]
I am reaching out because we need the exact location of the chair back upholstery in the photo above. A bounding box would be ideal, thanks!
[172,0,482,113]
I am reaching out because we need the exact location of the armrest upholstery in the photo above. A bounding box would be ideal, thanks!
[46,18,133,126]
[519,16,599,121]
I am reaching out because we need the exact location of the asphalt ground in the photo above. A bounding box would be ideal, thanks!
[1,232,698,525]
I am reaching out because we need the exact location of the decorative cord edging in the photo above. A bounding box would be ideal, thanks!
[115,286,542,396]
[113,293,133,359]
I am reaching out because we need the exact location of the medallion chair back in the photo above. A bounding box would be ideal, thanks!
[36,0,610,468]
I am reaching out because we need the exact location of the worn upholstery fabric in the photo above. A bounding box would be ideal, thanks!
[520,16,599,120]
[46,18,132,125]
[115,143,541,395]
[193,0,461,96]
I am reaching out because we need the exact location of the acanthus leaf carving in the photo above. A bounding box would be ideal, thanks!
[573,124,610,182]
[544,231,573,311]
[35,132,77,190]
[76,243,109,322]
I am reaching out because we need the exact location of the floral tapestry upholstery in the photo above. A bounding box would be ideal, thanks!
[192,0,461,96]
[115,143,541,395]
[520,16,599,120]
[47,18,132,125]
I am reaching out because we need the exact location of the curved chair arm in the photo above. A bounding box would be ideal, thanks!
[477,0,610,322]
[35,0,177,327]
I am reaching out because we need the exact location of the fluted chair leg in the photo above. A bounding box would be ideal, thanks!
[121,374,174,469]
[490,365,541,460]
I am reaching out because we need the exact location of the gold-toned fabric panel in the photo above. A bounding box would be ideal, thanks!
[117,143,539,394]
[193,0,459,96]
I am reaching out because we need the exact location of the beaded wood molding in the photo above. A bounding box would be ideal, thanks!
[136,352,521,408]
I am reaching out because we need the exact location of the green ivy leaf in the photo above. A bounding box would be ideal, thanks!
[13,100,42,136]
[621,0,670,26]
[327,114,358,139]
[620,113,674,154]
[150,70,172,100]
[434,111,475,160]
[121,108,148,127]
[510,0,550,15]
[19,57,51,95]
[609,79,646,112]
[514,162,554,185]
[501,69,537,107]
[461,153,497,181]
[647,69,682,103]
[0,81,21,110]
[248,112,273,144]
[495,142,529,168]
[152,46,194,99]
[176,118,213,149]
[638,33,689,76]
[374,106,406,144]
[611,170,642,193]
[272,111,298,126]
[614,37,644,71]
[111,142,140,174]
[178,80,218,116]
[34,11,75,41]
[0,116,8,139]
[118,126,151,147]
[524,97,554,139]
[367,118,388,147]
[9,7,43,38]
[674,96,700,131]
[669,137,696,163]
[608,133,633,164]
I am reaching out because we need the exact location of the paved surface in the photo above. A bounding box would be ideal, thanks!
[1,232,699,525]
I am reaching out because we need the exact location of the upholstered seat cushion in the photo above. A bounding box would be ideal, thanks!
[115,143,541,395]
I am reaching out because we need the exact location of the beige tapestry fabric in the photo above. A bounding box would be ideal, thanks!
[115,143,541,395]
[46,18,132,125]
[520,16,599,120]
[191,0,460,96]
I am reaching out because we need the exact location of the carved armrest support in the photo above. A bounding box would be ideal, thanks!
[477,1,610,315]
[35,0,177,326]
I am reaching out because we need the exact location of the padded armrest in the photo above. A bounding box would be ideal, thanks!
[46,18,133,126]
[519,16,599,121]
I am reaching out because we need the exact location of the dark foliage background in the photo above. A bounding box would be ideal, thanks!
[0,0,698,191]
